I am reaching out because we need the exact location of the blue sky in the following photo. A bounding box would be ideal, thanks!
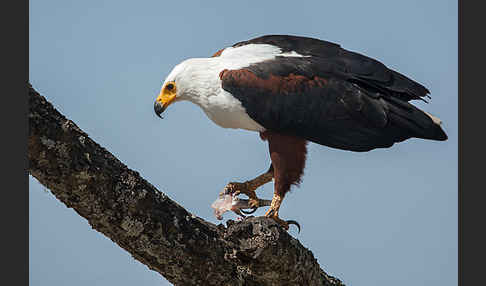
[29,1,457,285]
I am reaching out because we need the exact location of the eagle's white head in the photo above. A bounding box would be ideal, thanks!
[154,58,223,117]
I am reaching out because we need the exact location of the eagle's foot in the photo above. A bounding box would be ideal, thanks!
[265,208,289,230]
[264,194,301,233]
[221,168,274,211]
[222,182,260,209]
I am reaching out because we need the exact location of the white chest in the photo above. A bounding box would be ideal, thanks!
[198,89,265,132]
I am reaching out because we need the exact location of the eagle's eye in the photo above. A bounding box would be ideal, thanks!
[166,82,175,91]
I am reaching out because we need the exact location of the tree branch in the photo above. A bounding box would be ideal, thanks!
[28,84,344,286]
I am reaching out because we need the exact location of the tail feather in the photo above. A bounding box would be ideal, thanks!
[385,98,448,141]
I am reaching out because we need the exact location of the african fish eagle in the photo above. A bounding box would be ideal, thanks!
[154,35,448,230]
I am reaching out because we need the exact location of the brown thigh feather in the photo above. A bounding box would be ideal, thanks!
[260,131,308,197]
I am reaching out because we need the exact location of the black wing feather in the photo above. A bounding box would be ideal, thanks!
[221,73,446,152]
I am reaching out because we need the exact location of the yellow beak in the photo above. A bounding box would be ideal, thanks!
[154,89,176,118]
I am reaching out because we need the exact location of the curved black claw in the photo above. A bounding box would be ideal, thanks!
[240,207,258,215]
[286,220,301,233]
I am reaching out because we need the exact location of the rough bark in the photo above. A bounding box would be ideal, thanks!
[28,84,345,286]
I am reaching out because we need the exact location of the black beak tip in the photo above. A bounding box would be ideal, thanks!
[154,101,164,119]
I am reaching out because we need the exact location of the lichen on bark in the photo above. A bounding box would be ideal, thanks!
[28,84,344,286]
